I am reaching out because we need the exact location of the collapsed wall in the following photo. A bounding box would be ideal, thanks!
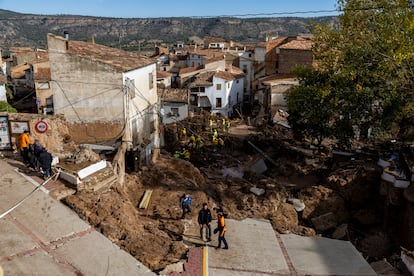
[1,112,123,158]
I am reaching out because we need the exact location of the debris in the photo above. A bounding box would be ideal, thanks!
[222,166,244,178]
[158,261,184,275]
[311,212,337,232]
[332,224,348,240]
[247,141,278,167]
[250,187,265,196]
[401,250,414,275]
[246,157,268,175]
[370,259,401,275]
[286,198,305,212]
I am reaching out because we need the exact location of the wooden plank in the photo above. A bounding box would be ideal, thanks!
[139,190,153,209]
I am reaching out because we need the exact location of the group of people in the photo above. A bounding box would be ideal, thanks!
[18,130,53,179]
[180,193,229,249]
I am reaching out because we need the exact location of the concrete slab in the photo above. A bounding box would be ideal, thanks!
[281,234,377,275]
[11,189,90,243]
[208,218,289,275]
[0,170,34,209]
[0,159,154,275]
[55,231,154,275]
[0,219,37,257]
[1,250,73,276]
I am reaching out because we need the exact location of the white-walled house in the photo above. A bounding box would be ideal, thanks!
[47,33,159,163]
[189,67,244,117]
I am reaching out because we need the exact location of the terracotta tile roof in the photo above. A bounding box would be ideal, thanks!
[34,67,51,80]
[9,47,35,54]
[192,71,215,86]
[179,65,203,75]
[30,52,49,64]
[205,55,225,64]
[157,70,171,79]
[214,66,245,81]
[225,64,244,75]
[11,64,30,79]
[68,40,155,72]
[261,73,296,83]
[214,71,236,81]
[278,39,314,51]
[266,37,289,52]
[204,36,227,43]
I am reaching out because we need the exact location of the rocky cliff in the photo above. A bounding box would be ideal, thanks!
[0,9,336,52]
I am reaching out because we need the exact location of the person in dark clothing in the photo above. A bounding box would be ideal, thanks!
[179,193,192,219]
[29,140,43,170]
[38,148,53,179]
[198,203,212,241]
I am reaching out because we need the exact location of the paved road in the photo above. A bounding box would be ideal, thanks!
[185,217,377,275]
[0,159,154,276]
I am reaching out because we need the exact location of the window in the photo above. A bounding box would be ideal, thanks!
[236,80,239,84]
[216,83,221,90]
[248,53,252,57]
[127,78,136,99]
[216,98,222,108]
[149,72,153,89]
[37,82,50,89]
[171,108,179,116]
[227,82,230,89]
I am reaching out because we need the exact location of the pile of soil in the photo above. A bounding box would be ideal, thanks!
[62,116,402,272]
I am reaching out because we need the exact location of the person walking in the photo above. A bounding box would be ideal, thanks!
[214,208,229,249]
[179,193,192,219]
[18,130,32,164]
[198,203,212,241]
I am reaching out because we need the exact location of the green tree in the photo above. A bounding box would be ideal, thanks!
[287,67,335,147]
[0,102,17,113]
[288,0,414,146]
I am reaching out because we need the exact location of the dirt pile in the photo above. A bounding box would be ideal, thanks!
[61,115,401,272]
[63,156,213,271]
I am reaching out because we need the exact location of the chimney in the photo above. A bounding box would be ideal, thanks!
[88,35,95,44]
[63,31,69,40]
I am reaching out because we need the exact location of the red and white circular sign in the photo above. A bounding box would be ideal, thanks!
[35,120,48,133]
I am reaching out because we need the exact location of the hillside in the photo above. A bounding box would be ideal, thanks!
[0,9,336,51]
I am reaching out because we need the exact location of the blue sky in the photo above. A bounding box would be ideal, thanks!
[0,0,339,18]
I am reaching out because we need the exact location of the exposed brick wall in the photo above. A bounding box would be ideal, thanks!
[278,49,313,74]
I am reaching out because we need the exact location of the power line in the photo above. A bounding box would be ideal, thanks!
[0,5,404,21]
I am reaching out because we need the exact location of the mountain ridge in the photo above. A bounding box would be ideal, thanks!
[0,9,337,52]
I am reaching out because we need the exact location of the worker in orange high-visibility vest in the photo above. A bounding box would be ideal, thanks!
[18,130,32,164]
[214,207,228,249]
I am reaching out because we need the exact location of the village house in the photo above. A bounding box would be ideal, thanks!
[255,36,314,120]
[277,37,314,74]
[189,65,244,117]
[47,33,159,164]
[204,36,229,50]
[7,48,50,113]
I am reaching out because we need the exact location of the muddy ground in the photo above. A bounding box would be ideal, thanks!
[63,117,402,272]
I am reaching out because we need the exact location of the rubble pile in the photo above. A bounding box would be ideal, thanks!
[62,116,408,272]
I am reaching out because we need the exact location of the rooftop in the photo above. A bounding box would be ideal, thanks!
[64,38,155,72]
[278,39,314,51]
